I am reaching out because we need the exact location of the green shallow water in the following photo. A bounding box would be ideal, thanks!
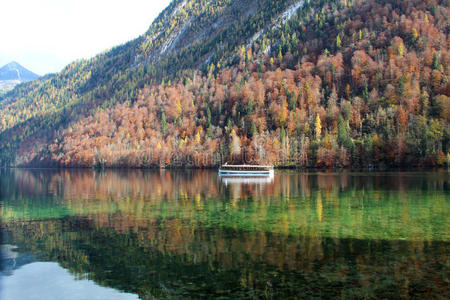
[1,169,449,299]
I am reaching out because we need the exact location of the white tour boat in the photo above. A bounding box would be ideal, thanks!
[218,164,274,177]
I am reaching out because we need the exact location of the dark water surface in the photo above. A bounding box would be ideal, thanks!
[1,169,449,299]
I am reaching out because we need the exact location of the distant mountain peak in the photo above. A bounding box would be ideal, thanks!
[6,61,21,67]
[0,61,40,81]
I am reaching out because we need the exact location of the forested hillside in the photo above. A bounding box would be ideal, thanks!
[0,0,448,168]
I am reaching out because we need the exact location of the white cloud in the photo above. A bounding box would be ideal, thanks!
[0,0,171,74]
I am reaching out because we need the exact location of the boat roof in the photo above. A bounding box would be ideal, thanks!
[220,164,273,168]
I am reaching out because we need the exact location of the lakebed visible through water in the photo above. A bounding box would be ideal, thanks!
[1,169,448,299]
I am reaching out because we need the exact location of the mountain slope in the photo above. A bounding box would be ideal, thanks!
[0,0,449,168]
[0,0,304,165]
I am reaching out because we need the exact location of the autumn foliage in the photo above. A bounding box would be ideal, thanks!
[0,0,448,168]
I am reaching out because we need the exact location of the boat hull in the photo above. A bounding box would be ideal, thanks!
[218,169,274,177]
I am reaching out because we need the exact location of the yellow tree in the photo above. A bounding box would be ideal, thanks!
[315,114,322,140]
[336,35,342,48]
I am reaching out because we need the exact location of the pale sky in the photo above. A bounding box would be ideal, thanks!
[0,0,172,75]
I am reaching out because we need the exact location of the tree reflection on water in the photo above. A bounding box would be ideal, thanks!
[1,169,449,299]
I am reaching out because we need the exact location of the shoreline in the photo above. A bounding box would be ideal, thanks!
[2,166,448,172]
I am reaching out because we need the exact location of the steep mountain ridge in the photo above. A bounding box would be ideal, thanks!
[135,0,302,75]
[0,0,448,168]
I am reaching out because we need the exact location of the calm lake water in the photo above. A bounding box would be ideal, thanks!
[1,169,449,299]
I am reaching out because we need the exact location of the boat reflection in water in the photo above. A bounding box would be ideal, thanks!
[219,174,274,186]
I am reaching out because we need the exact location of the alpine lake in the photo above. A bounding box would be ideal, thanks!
[1,169,448,299]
